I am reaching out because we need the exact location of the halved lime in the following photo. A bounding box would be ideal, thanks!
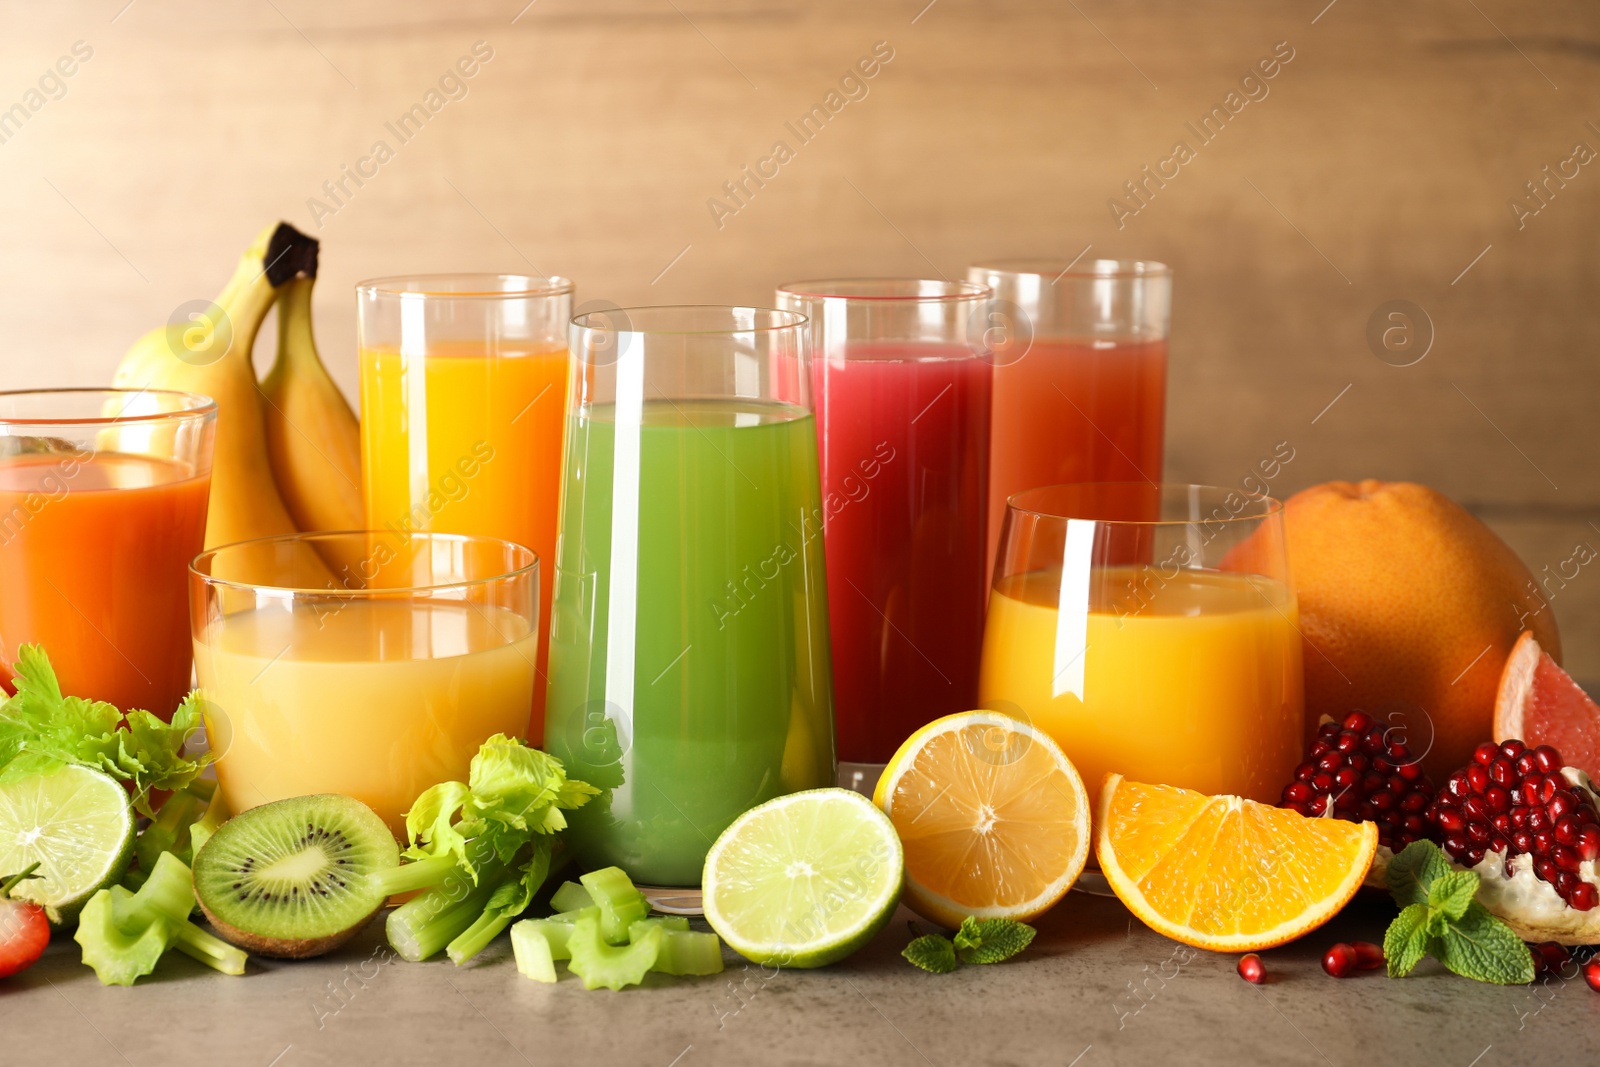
[0,765,135,927]
[702,788,904,968]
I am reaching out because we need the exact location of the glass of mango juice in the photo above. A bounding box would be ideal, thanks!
[191,530,539,837]
[978,483,1304,806]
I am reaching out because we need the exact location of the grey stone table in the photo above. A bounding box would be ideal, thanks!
[2,890,1594,1067]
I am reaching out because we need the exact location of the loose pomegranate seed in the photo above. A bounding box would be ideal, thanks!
[1584,958,1600,992]
[1531,941,1570,976]
[1352,941,1384,970]
[1322,943,1357,978]
[1278,715,1437,851]
[1237,953,1265,984]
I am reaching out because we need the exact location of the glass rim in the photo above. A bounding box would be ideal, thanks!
[355,273,575,299]
[969,257,1171,281]
[571,304,807,336]
[775,277,991,302]
[191,530,540,597]
[1006,482,1283,525]
[0,387,218,427]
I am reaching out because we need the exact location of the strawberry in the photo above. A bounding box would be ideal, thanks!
[0,863,50,979]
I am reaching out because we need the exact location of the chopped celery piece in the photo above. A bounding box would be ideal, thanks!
[629,921,724,976]
[522,911,593,959]
[74,852,245,985]
[549,881,593,914]
[510,922,558,983]
[566,914,662,991]
[579,867,649,944]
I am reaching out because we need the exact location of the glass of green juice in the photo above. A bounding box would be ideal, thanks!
[545,305,837,888]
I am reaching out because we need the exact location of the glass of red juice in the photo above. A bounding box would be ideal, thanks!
[775,279,993,787]
[966,259,1170,569]
[0,389,216,716]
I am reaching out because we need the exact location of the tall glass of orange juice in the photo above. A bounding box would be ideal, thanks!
[191,531,538,836]
[0,389,215,716]
[357,275,572,745]
[979,483,1302,806]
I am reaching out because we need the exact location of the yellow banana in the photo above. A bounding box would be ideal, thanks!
[112,222,315,550]
[260,274,363,532]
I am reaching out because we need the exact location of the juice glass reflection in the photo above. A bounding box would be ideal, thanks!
[358,274,573,745]
[978,484,1302,803]
[966,259,1170,568]
[774,279,992,777]
[0,389,215,715]
[191,531,539,836]
[544,306,835,887]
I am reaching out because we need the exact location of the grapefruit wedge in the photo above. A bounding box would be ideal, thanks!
[1495,631,1600,777]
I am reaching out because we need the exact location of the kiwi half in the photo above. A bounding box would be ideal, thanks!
[193,794,399,959]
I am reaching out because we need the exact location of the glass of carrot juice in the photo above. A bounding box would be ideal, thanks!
[966,259,1170,571]
[357,274,573,746]
[191,530,538,836]
[0,388,215,716]
[978,483,1303,806]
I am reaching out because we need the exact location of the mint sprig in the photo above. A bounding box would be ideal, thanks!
[902,916,1036,973]
[1382,840,1534,985]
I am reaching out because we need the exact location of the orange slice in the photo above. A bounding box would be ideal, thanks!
[873,711,1089,928]
[1097,774,1377,951]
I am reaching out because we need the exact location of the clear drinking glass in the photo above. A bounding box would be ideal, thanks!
[978,483,1303,804]
[0,388,215,715]
[966,259,1170,567]
[357,274,573,744]
[544,306,835,888]
[774,279,992,786]
[191,530,539,836]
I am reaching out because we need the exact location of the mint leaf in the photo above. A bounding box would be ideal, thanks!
[954,918,1036,965]
[1427,869,1480,921]
[903,935,958,973]
[1386,840,1453,908]
[1384,903,1432,977]
[1434,903,1536,985]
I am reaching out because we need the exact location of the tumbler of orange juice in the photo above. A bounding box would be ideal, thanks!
[357,275,572,743]
[0,389,215,716]
[978,483,1303,803]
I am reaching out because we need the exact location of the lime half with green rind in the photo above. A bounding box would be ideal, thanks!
[0,764,136,927]
[702,788,904,968]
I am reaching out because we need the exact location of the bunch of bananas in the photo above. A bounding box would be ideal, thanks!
[111,222,362,548]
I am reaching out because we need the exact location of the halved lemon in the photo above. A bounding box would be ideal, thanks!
[873,710,1090,928]
[1097,774,1377,952]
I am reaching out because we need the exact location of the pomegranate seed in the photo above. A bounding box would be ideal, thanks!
[1400,792,1429,812]
[1295,764,1315,783]
[1489,835,1509,853]
[1550,793,1576,821]
[1362,772,1386,793]
[1537,858,1559,883]
[1579,826,1600,861]
[1398,762,1422,781]
[1335,767,1359,789]
[1572,883,1598,912]
[1555,845,1581,872]
[1514,830,1535,853]
[1465,846,1486,866]
[1313,773,1334,792]
[1491,760,1515,787]
[1500,739,1527,759]
[1349,754,1370,773]
[1352,941,1384,970]
[1486,787,1511,813]
[1534,745,1563,774]
[1529,809,1550,833]
[1515,753,1538,777]
[1534,831,1555,855]
[1237,953,1265,984]
[1437,809,1466,833]
[1541,778,1560,804]
[1521,781,1543,807]
[1371,792,1396,812]
[1403,814,1425,834]
[1467,765,1490,793]
[1557,871,1580,897]
[1468,822,1491,844]
[1492,813,1512,833]
[1322,943,1357,978]
[1337,733,1359,754]
[1473,742,1499,765]
[1318,752,1342,774]
[1535,941,1570,974]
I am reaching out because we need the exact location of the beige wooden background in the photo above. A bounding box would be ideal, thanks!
[2,0,1598,676]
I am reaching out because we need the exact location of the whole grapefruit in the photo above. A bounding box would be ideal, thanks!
[1282,480,1558,781]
